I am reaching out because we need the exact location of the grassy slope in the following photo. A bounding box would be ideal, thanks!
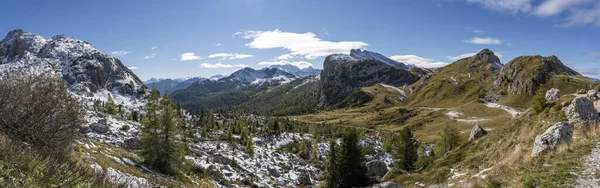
[291,52,600,186]
[405,54,498,108]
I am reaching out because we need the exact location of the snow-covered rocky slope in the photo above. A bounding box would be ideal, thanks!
[0,29,147,110]
[328,49,412,70]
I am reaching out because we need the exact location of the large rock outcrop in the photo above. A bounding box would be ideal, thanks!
[494,55,578,95]
[564,97,600,123]
[531,122,573,156]
[320,50,420,106]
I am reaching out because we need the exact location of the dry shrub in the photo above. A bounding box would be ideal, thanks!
[0,74,83,156]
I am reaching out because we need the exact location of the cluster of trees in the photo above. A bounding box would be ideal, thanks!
[139,90,185,175]
[382,125,461,172]
[91,95,139,121]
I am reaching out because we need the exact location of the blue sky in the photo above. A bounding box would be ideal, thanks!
[2,0,600,80]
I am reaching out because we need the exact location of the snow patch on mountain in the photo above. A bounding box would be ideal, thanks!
[379,83,407,100]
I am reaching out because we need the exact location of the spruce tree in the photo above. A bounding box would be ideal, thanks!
[393,127,419,171]
[324,139,341,188]
[140,90,161,170]
[246,136,254,155]
[337,128,368,187]
[105,94,117,115]
[157,93,184,175]
[139,91,184,175]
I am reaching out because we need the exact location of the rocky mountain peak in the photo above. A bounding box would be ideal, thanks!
[493,55,580,95]
[473,48,503,70]
[0,29,147,109]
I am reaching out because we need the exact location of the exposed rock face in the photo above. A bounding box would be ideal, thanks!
[366,160,389,178]
[320,50,420,106]
[469,125,487,141]
[545,88,561,101]
[298,171,312,185]
[0,29,147,109]
[373,182,401,188]
[531,122,573,156]
[564,97,600,123]
[494,55,578,95]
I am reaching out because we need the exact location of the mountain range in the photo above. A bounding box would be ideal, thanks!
[3,29,600,187]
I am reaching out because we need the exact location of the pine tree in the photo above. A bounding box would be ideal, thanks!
[245,136,254,155]
[337,128,368,187]
[439,124,461,154]
[105,94,117,115]
[201,124,208,138]
[298,139,309,159]
[139,91,184,175]
[140,90,161,170]
[157,93,184,175]
[393,127,419,171]
[228,124,234,144]
[324,139,341,188]
[310,133,321,162]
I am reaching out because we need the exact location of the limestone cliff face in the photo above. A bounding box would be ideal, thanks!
[320,50,420,106]
[494,55,578,95]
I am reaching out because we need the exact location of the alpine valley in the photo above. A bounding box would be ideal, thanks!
[2,28,600,188]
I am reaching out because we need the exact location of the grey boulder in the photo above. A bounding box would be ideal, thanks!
[563,97,600,123]
[366,160,389,178]
[469,125,487,141]
[545,88,560,101]
[531,122,573,156]
[90,123,109,133]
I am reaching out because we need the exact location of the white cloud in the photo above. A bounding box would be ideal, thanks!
[151,46,159,50]
[207,53,254,60]
[276,54,295,60]
[128,66,137,70]
[180,53,202,61]
[533,0,587,17]
[446,50,504,61]
[559,3,600,27]
[234,29,368,59]
[467,0,532,14]
[143,53,156,59]
[258,60,313,69]
[463,37,503,45]
[213,43,222,46]
[389,55,449,68]
[446,52,477,61]
[199,62,249,68]
[110,51,131,56]
[465,0,600,27]
[390,55,448,68]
